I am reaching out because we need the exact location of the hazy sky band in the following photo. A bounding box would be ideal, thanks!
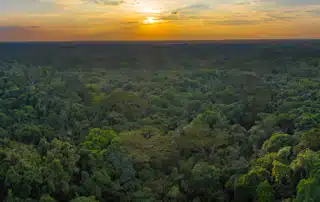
[0,0,319,41]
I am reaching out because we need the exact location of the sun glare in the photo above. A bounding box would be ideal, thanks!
[141,17,163,24]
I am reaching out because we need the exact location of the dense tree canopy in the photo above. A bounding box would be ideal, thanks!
[0,42,319,201]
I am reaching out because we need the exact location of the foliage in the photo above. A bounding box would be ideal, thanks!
[0,42,319,201]
[256,181,274,202]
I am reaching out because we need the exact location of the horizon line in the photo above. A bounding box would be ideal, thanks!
[0,38,320,45]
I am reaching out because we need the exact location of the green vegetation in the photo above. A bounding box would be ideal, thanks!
[0,42,319,201]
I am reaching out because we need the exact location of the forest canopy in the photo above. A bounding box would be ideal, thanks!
[0,41,319,202]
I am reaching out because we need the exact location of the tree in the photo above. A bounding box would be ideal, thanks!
[262,133,294,154]
[186,161,223,200]
[110,130,174,164]
[39,195,56,202]
[290,150,320,181]
[177,121,229,158]
[70,196,99,202]
[295,177,320,202]
[41,139,80,200]
[13,124,42,144]
[248,115,279,152]
[272,160,292,184]
[256,181,274,202]
[81,128,117,152]
[299,128,320,151]
[253,152,277,170]
[1,141,43,200]
[233,167,270,202]
[277,146,293,164]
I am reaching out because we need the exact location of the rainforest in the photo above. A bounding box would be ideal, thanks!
[0,40,319,202]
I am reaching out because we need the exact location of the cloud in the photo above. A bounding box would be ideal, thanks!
[209,19,259,25]
[280,0,319,6]
[158,1,303,24]
[121,21,138,24]
[0,26,40,31]
[306,8,320,15]
[259,0,320,6]
[33,0,125,10]
[28,25,41,29]
[235,0,260,6]
[205,10,301,26]
[85,0,124,5]
[0,25,44,41]
[208,16,293,26]
[157,3,211,21]
[169,3,211,15]
[0,26,23,31]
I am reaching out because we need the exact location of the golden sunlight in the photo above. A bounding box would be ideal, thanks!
[141,17,163,25]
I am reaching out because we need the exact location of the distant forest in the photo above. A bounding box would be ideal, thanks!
[0,41,319,202]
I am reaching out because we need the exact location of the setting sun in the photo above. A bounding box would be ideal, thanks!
[0,0,320,202]
[0,0,319,41]
[141,17,163,24]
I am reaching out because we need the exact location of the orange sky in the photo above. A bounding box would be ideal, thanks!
[0,0,319,41]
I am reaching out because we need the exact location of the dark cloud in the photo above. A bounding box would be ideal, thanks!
[169,4,211,15]
[0,26,22,31]
[0,26,40,32]
[121,21,138,24]
[306,8,320,15]
[119,21,140,27]
[158,3,211,21]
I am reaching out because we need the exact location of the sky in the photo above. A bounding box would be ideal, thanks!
[0,0,319,41]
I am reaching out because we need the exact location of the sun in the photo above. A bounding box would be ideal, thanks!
[141,17,163,24]
[142,17,155,24]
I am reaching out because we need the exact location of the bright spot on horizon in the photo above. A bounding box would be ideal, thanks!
[141,17,163,24]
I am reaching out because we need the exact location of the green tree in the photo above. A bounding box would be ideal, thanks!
[272,160,292,184]
[256,181,274,202]
[300,128,320,151]
[262,133,294,154]
[39,195,56,202]
[234,167,270,202]
[81,128,117,152]
[70,196,99,202]
[295,177,320,202]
